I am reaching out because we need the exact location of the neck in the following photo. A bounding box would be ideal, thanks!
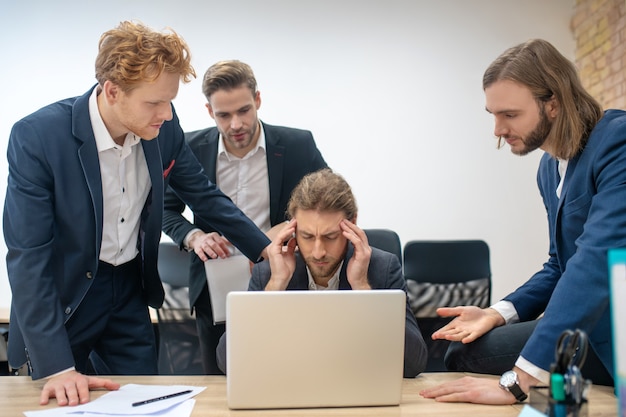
[97,90,127,146]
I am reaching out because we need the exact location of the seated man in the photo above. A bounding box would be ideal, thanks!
[216,168,428,378]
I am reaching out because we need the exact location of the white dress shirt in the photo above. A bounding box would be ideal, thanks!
[89,88,150,265]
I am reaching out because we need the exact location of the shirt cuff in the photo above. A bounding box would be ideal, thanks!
[183,228,203,252]
[490,300,520,324]
[45,366,76,379]
[515,356,551,385]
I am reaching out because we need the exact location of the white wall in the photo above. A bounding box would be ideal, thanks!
[0,0,575,310]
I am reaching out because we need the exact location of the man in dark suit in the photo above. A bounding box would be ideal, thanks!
[3,22,270,406]
[420,39,617,405]
[215,169,428,378]
[162,60,327,374]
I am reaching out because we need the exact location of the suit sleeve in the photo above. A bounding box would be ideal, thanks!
[165,130,270,262]
[512,116,626,372]
[376,251,428,377]
[162,184,195,248]
[4,119,76,378]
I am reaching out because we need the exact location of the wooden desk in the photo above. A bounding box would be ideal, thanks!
[0,373,618,417]
[0,307,158,325]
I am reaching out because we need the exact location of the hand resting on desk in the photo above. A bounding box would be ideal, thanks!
[40,369,120,406]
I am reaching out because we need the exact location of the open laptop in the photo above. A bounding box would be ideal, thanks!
[226,289,406,409]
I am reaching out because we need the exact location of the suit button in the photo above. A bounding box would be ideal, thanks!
[64,307,72,315]
[86,271,93,279]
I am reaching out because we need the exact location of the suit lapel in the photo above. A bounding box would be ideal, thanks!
[264,125,286,225]
[141,139,164,223]
[201,130,219,183]
[74,87,103,259]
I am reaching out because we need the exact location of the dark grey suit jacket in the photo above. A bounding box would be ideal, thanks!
[162,122,328,311]
[216,247,428,378]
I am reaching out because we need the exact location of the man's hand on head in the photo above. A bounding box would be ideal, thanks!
[264,219,298,291]
[341,220,371,290]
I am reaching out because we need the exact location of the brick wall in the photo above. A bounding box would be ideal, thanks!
[571,0,626,109]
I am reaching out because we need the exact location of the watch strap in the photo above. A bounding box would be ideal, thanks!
[508,382,528,402]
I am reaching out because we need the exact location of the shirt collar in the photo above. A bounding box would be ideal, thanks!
[89,86,141,154]
[307,260,344,290]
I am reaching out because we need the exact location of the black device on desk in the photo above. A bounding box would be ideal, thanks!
[530,329,592,417]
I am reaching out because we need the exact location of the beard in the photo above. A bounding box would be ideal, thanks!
[510,107,553,156]
[304,255,343,283]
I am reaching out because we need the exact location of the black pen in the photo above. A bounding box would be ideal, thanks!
[132,389,193,407]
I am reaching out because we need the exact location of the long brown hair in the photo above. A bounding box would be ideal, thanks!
[484,39,603,160]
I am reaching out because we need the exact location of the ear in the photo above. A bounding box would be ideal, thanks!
[206,102,216,120]
[101,80,121,104]
[545,95,559,119]
[255,90,262,110]
[350,213,358,225]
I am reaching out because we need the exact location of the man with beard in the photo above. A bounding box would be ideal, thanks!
[162,60,327,374]
[215,168,428,378]
[420,39,618,405]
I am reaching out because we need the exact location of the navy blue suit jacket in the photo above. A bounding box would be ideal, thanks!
[505,110,626,377]
[3,86,270,379]
[162,123,327,311]
[216,247,429,378]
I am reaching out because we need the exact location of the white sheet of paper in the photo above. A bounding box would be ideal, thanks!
[204,254,251,324]
[23,384,204,417]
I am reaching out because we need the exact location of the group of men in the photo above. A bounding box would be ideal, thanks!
[2,20,619,408]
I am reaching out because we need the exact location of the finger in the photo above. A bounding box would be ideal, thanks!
[194,247,209,262]
[461,332,481,344]
[53,385,69,406]
[275,220,296,244]
[74,376,91,405]
[39,387,51,405]
[436,307,462,317]
[286,236,298,252]
[66,384,81,407]
[211,242,231,259]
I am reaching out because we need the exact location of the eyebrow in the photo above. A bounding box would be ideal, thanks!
[299,230,341,238]
[485,107,520,115]
[215,104,251,116]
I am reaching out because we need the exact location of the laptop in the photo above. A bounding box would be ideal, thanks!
[226,289,406,410]
[608,249,626,417]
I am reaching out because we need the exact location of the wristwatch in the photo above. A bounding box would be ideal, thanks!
[499,370,528,402]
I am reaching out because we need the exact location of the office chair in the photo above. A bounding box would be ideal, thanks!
[364,228,402,263]
[403,240,491,371]
[156,241,204,375]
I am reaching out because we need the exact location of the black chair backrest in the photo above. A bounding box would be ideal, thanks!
[364,228,402,262]
[402,239,491,372]
[157,241,191,288]
[403,239,490,285]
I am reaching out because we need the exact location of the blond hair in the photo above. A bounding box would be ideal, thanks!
[287,169,358,221]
